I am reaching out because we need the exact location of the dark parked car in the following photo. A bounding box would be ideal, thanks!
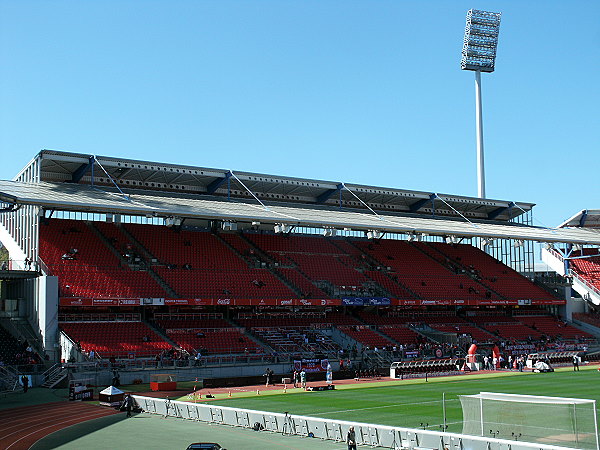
[186,444,224,450]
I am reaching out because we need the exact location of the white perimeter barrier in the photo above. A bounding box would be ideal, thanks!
[132,395,576,450]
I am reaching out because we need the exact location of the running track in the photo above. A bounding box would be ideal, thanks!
[0,401,120,450]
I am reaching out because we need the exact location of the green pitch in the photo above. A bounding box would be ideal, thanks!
[203,366,599,433]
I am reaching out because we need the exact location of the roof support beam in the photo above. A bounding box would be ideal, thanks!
[70,156,95,183]
[409,194,436,213]
[487,202,515,220]
[579,210,588,227]
[206,171,232,195]
[316,184,343,204]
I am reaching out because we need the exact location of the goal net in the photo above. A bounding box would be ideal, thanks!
[459,392,598,449]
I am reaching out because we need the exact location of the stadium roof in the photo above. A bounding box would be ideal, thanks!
[2,150,598,245]
[1,179,600,245]
[15,150,532,222]
[558,210,600,229]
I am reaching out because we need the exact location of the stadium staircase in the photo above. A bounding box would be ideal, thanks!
[41,363,69,389]
[542,247,600,306]
[326,239,394,298]
[215,231,306,298]
[224,318,271,351]
[418,242,506,300]
[0,365,23,395]
[143,319,181,350]
[116,223,160,263]
[332,251,391,298]
[90,222,178,298]
[340,238,421,299]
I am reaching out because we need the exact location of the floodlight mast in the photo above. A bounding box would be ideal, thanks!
[461,9,501,199]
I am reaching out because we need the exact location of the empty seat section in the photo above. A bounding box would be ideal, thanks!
[517,315,593,340]
[246,234,369,291]
[339,326,395,348]
[354,239,493,300]
[378,326,422,345]
[39,219,168,298]
[364,271,414,298]
[430,324,495,343]
[277,268,328,298]
[59,322,171,358]
[428,242,555,301]
[124,225,297,299]
[473,320,543,341]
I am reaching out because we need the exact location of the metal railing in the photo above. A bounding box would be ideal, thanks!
[0,258,39,272]
[133,395,576,450]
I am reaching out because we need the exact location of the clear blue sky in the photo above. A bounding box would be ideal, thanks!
[1,1,598,229]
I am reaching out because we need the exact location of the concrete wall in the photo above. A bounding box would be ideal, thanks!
[29,276,59,360]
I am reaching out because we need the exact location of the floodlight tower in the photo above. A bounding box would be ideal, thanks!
[461,9,501,199]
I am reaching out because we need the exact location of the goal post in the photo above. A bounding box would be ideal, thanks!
[459,392,599,449]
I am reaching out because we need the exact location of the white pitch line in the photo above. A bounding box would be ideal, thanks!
[311,398,460,416]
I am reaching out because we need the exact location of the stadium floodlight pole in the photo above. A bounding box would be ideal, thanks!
[461,9,502,199]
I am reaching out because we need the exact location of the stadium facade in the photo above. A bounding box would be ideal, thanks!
[0,150,599,362]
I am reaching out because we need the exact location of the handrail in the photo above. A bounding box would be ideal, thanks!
[42,363,63,380]
[571,271,600,298]
[37,256,51,275]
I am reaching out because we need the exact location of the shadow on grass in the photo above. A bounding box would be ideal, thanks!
[30,411,132,449]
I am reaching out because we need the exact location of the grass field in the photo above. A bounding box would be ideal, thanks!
[203,366,600,434]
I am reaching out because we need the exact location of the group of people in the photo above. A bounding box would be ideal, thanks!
[482,354,526,371]
[0,258,35,271]
[292,369,307,388]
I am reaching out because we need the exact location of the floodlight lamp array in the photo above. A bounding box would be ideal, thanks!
[322,227,337,237]
[481,238,494,247]
[445,235,459,244]
[222,220,237,231]
[274,223,292,234]
[461,9,501,73]
[366,230,383,240]
[164,216,182,227]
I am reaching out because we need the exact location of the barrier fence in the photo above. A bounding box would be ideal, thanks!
[132,395,574,450]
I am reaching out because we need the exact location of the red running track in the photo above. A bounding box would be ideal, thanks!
[0,401,120,450]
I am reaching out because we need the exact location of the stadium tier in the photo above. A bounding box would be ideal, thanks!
[41,219,560,306]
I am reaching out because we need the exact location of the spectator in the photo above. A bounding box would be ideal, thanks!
[264,367,274,387]
[347,426,357,450]
[21,375,29,393]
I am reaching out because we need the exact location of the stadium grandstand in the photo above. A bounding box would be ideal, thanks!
[1,150,600,389]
